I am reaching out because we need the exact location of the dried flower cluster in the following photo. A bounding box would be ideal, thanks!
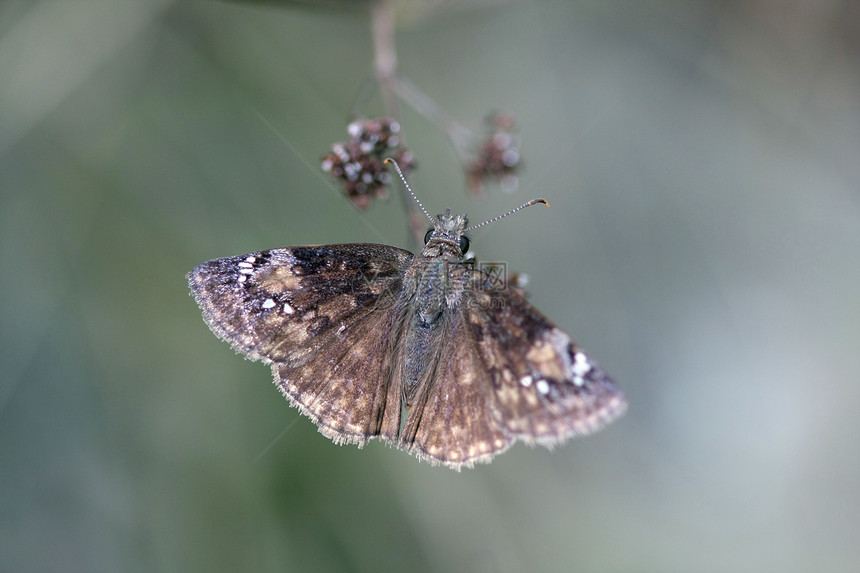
[321,118,416,210]
[466,112,522,196]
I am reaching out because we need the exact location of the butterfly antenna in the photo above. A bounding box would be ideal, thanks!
[465,198,549,232]
[384,158,435,224]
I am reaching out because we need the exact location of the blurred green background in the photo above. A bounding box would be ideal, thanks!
[2,1,860,571]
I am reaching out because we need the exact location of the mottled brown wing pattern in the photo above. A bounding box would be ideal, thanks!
[464,267,627,450]
[188,244,412,444]
[272,303,404,445]
[397,307,513,467]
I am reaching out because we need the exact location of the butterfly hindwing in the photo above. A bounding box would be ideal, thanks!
[397,305,513,467]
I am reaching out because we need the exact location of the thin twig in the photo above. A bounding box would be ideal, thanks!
[395,76,474,160]
[371,0,425,250]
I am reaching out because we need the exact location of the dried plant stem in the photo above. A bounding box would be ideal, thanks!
[371,1,399,118]
[371,0,424,249]
[395,76,474,161]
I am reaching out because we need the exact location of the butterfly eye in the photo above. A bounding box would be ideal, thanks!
[423,229,434,244]
[458,235,470,253]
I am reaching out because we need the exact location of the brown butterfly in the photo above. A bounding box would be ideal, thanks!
[188,199,625,470]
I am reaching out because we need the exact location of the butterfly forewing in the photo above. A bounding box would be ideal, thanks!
[463,270,627,444]
[188,244,412,443]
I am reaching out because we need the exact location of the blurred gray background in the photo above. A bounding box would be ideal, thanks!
[2,1,859,571]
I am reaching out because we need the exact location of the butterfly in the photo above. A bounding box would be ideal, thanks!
[187,200,626,470]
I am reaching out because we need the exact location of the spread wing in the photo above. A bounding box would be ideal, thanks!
[399,267,626,469]
[467,270,626,445]
[187,244,412,445]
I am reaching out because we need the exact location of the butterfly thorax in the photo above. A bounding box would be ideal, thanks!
[409,209,470,323]
[408,241,464,322]
[400,211,470,405]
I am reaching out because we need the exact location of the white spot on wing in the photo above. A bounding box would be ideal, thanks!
[283,302,295,314]
[572,352,591,377]
[536,379,550,395]
[262,298,276,309]
[520,375,533,387]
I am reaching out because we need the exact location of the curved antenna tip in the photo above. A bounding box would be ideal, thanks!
[464,197,551,232]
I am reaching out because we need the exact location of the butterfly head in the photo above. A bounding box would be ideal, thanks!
[423,209,471,255]
[384,158,546,258]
